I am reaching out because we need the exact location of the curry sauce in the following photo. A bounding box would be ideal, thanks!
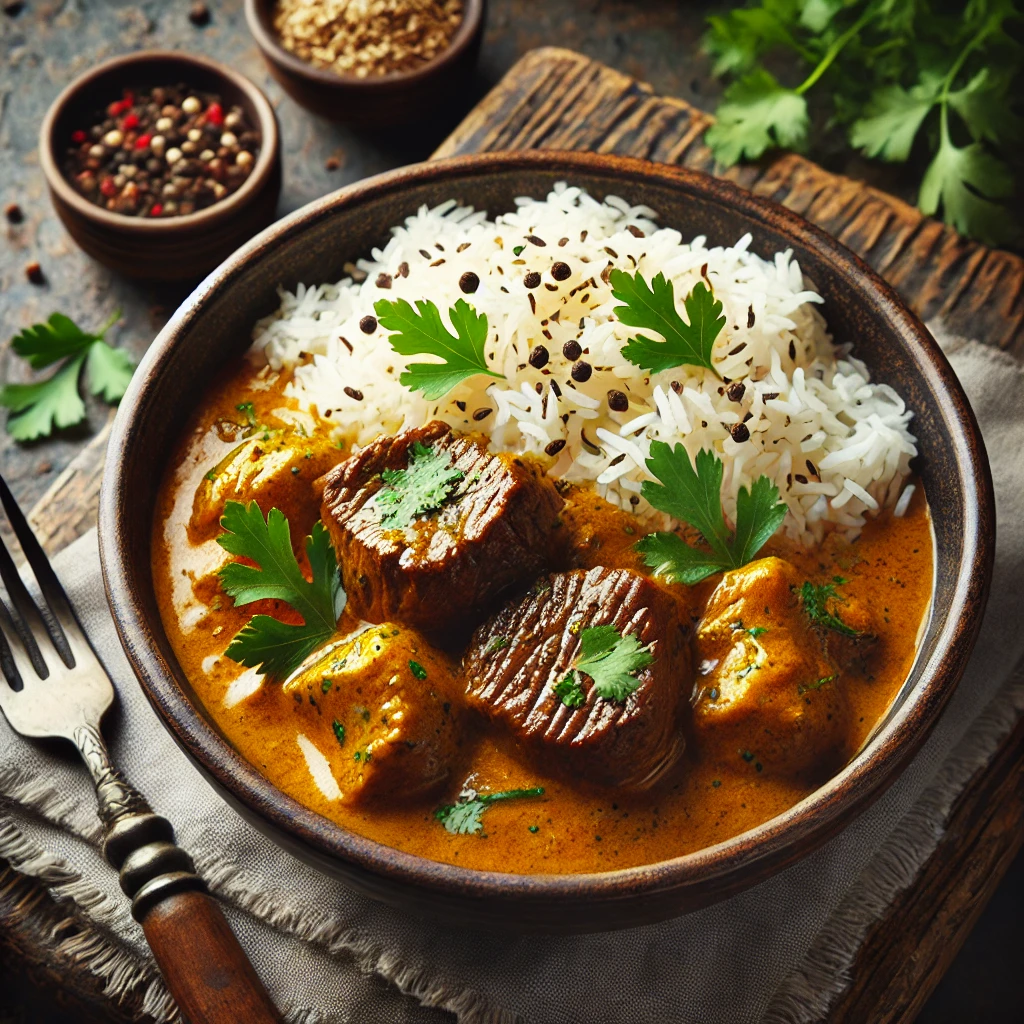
[153,363,933,875]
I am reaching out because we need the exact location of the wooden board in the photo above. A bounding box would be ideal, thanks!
[3,45,1023,1024]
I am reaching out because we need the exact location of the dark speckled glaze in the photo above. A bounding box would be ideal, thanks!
[98,152,995,933]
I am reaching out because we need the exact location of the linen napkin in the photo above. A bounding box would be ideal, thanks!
[1,324,1022,1024]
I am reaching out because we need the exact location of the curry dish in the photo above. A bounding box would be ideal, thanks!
[153,363,933,875]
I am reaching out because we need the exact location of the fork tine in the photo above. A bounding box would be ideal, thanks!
[0,597,25,690]
[0,522,51,678]
[0,474,74,669]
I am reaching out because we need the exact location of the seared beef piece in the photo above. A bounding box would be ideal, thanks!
[321,421,563,636]
[464,567,690,789]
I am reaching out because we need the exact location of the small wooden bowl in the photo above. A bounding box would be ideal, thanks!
[39,51,281,282]
[99,152,994,933]
[244,0,486,127]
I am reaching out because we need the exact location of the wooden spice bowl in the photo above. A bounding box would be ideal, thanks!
[39,51,281,282]
[244,0,486,127]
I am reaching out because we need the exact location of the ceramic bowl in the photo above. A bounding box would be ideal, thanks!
[39,50,281,281]
[98,152,994,933]
[244,0,486,127]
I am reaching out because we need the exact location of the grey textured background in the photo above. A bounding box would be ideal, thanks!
[0,1,1019,1021]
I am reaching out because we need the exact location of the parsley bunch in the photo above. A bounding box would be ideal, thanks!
[703,0,1023,245]
[636,442,788,585]
[0,311,135,440]
[217,501,347,680]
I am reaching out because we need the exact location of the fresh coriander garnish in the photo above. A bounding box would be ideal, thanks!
[376,441,464,528]
[798,673,838,695]
[0,310,134,440]
[800,577,861,637]
[332,719,345,746]
[635,443,787,585]
[216,501,346,680]
[553,672,586,708]
[408,659,428,680]
[610,270,725,376]
[435,787,546,836]
[236,401,258,430]
[558,624,655,703]
[485,635,510,654]
[374,296,504,400]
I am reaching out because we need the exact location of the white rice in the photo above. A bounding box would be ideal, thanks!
[250,183,917,545]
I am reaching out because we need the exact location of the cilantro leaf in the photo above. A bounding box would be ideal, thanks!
[553,671,586,708]
[374,296,503,400]
[0,353,87,441]
[800,579,861,637]
[376,441,464,528]
[572,624,654,702]
[1,310,133,441]
[850,73,943,162]
[705,68,809,165]
[612,271,725,376]
[948,68,1024,148]
[217,501,346,680]
[435,786,545,836]
[636,443,787,585]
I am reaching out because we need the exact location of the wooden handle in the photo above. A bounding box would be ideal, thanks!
[139,889,283,1024]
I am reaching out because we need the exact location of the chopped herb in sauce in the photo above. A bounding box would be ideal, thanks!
[408,659,428,681]
[435,786,546,836]
[332,719,345,746]
[801,578,861,637]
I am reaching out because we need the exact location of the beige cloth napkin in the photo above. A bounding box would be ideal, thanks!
[1,325,1022,1024]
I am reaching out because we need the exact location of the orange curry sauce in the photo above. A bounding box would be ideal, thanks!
[153,363,933,874]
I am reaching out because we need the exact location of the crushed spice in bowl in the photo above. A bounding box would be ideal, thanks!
[273,0,464,77]
[62,84,262,219]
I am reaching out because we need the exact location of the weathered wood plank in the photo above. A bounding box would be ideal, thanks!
[436,47,1024,355]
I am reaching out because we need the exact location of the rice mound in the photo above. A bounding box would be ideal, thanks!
[251,183,917,545]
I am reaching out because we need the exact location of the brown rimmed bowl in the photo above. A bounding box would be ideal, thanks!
[245,0,486,127]
[40,50,281,281]
[98,151,995,933]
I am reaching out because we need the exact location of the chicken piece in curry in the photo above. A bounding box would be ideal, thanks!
[154,367,932,874]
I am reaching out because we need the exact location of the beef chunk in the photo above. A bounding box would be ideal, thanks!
[691,557,853,781]
[321,421,563,636]
[464,567,689,789]
[283,623,461,805]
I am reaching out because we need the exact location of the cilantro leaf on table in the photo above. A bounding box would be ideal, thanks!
[374,296,503,400]
[217,501,346,680]
[0,310,134,441]
[800,577,861,637]
[435,786,545,836]
[635,443,788,585]
[376,441,464,528]
[611,271,726,376]
[704,68,809,165]
[568,624,655,703]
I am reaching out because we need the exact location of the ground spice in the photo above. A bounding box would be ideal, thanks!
[62,85,261,218]
[273,0,464,78]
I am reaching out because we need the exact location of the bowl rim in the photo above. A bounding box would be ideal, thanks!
[243,0,485,89]
[99,150,995,915]
[39,49,280,234]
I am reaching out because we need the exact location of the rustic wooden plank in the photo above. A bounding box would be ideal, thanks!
[436,47,1024,356]
[3,44,1022,1024]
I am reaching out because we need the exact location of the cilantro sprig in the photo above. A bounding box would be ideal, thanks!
[702,0,1023,245]
[216,501,346,680]
[376,441,464,528]
[374,296,504,400]
[801,577,861,637]
[0,311,135,440]
[635,443,787,585]
[555,624,655,706]
[611,270,725,376]
[435,786,545,835]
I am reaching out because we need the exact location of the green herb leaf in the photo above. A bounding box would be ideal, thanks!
[217,501,346,680]
[705,68,809,164]
[572,624,654,702]
[1,310,133,441]
[374,296,503,400]
[553,671,586,708]
[612,271,725,376]
[849,73,943,163]
[332,719,345,746]
[636,443,787,585]
[408,659,428,680]
[948,68,1024,148]
[800,579,860,637]
[376,441,464,528]
[435,786,545,835]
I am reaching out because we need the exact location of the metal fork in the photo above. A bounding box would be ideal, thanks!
[0,473,282,1024]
